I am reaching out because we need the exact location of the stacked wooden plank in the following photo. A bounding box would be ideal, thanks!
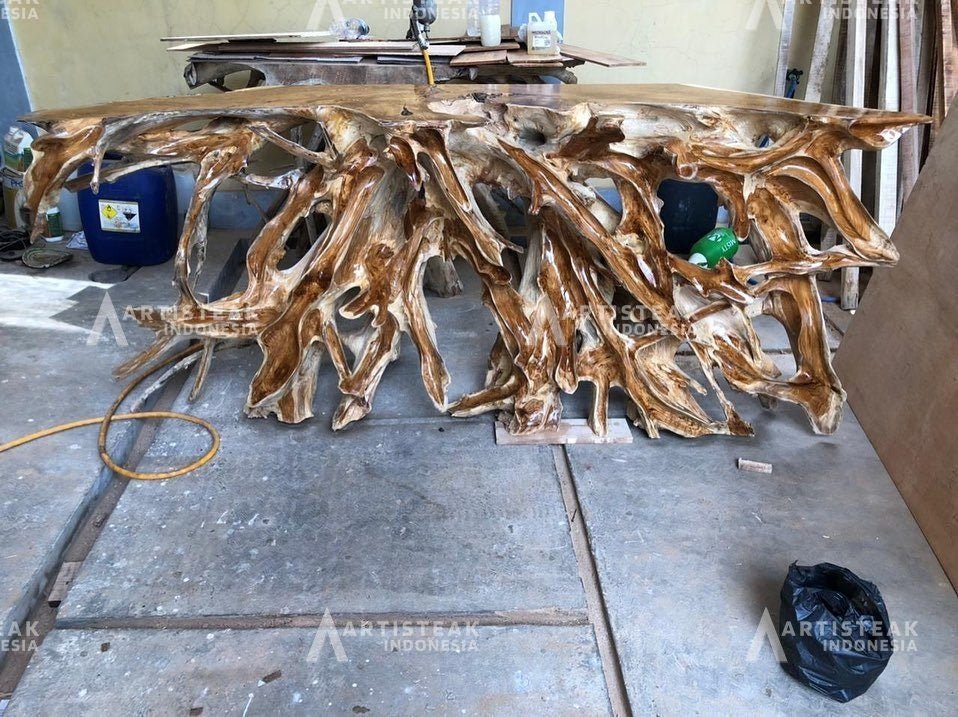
[775,0,950,309]
[162,33,645,70]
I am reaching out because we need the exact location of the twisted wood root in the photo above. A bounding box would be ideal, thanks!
[23,85,925,437]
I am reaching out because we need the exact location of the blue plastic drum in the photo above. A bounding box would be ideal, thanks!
[77,160,177,266]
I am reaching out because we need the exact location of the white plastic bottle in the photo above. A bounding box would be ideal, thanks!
[479,0,501,47]
[544,10,560,44]
[527,12,558,55]
[45,207,64,243]
[3,126,33,173]
[466,0,480,37]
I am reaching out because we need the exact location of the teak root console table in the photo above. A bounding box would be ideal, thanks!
[23,84,926,438]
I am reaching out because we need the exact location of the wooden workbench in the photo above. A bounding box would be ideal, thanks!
[169,38,644,90]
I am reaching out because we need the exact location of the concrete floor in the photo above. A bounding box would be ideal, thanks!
[0,236,955,715]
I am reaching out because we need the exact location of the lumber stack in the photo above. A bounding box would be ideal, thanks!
[164,34,645,74]
[775,0,955,309]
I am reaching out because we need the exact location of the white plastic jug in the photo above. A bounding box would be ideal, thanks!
[527,12,558,55]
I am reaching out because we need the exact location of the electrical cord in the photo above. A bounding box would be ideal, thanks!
[0,228,30,261]
[0,343,220,481]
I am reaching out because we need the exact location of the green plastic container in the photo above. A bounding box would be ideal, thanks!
[688,227,739,268]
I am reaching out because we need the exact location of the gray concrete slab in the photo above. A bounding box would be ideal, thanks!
[0,236,242,654]
[5,625,609,716]
[0,257,172,651]
[58,344,585,620]
[566,398,958,714]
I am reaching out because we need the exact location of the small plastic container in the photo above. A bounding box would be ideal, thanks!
[2,168,26,229]
[77,160,178,266]
[3,126,33,173]
[480,0,502,47]
[527,11,558,55]
[44,207,64,243]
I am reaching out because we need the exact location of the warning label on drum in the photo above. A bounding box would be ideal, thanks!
[99,200,141,233]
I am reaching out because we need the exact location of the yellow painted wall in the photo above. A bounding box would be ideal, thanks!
[9,0,819,110]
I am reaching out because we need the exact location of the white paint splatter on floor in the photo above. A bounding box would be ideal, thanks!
[0,274,112,334]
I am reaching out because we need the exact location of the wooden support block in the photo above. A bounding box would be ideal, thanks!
[495,419,633,445]
[450,50,509,67]
[47,561,82,606]
[507,50,565,66]
[458,41,520,53]
[737,458,773,474]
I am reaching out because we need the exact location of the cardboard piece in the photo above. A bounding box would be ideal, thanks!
[834,99,958,588]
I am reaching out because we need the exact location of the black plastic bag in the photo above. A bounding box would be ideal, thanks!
[779,562,893,703]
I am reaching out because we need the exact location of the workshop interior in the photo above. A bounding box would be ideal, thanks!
[0,1,956,715]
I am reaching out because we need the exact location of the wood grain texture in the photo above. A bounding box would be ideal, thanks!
[458,42,520,53]
[835,97,958,588]
[506,50,566,67]
[804,1,837,102]
[555,45,645,67]
[450,50,509,67]
[899,0,921,208]
[842,0,868,309]
[22,84,926,438]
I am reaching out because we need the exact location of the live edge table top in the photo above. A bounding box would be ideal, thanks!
[23,83,927,127]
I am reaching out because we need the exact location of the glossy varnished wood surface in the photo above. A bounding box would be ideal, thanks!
[22,84,927,437]
[24,83,929,125]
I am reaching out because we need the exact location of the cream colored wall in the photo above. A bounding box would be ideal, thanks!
[567,0,784,93]
[10,0,818,110]
[10,0,491,108]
